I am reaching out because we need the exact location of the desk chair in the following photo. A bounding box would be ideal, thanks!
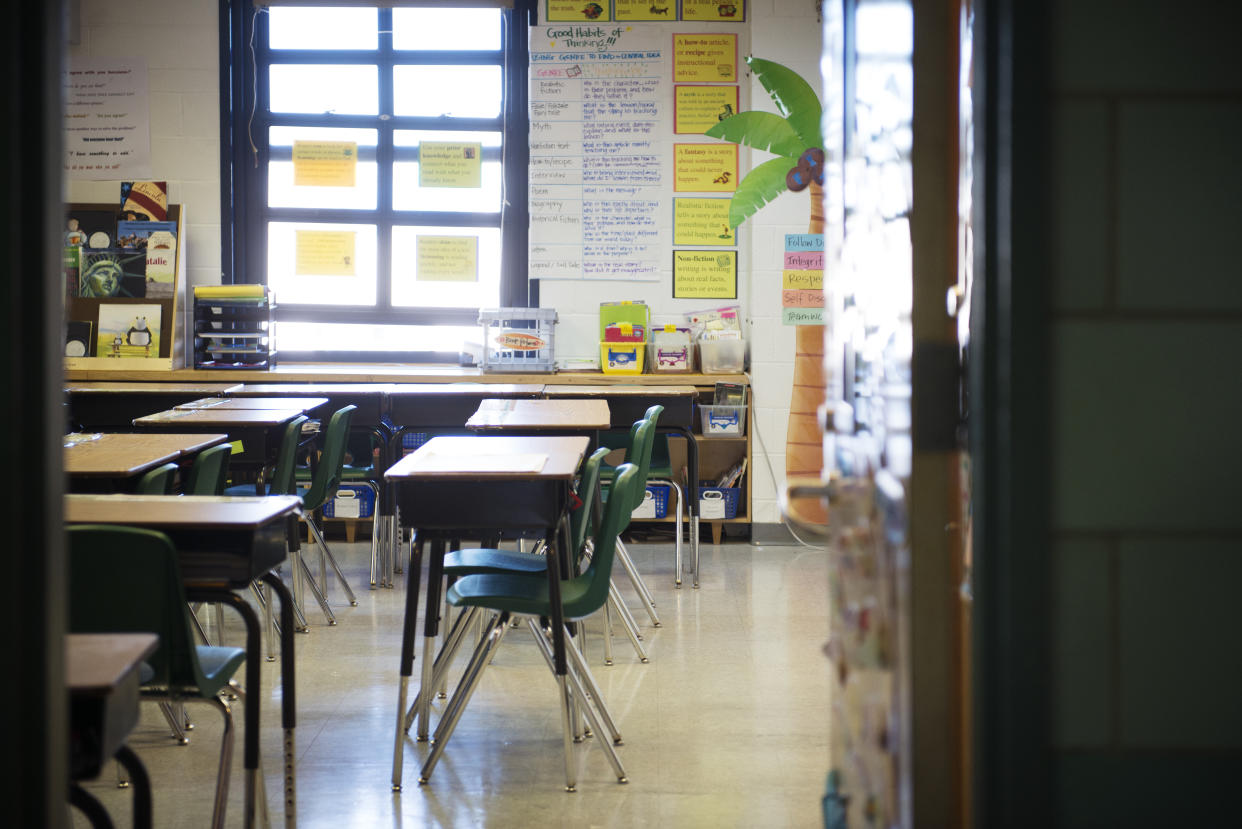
[418,463,643,791]
[68,525,248,829]
[185,443,232,496]
[137,462,180,495]
[293,405,360,625]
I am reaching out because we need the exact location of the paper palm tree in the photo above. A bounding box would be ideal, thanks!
[704,57,827,493]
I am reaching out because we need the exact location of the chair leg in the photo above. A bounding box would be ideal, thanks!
[203,696,235,829]
[608,584,649,663]
[306,514,358,606]
[403,606,480,734]
[158,701,188,744]
[615,539,661,627]
[601,596,615,666]
[419,611,511,784]
[663,479,685,588]
[297,549,338,626]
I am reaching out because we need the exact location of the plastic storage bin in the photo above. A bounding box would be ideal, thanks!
[322,483,376,519]
[478,308,557,373]
[600,301,650,375]
[698,338,746,373]
[631,484,670,519]
[698,485,741,519]
[699,404,746,436]
[601,342,645,374]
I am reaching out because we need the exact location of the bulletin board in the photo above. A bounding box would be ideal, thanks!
[528,7,747,284]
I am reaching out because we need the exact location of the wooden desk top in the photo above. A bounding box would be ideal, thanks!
[231,383,394,396]
[65,381,242,395]
[386,382,545,397]
[64,432,229,477]
[133,407,306,428]
[466,398,610,431]
[65,494,302,528]
[175,396,328,412]
[65,633,159,696]
[385,435,588,481]
[542,384,699,398]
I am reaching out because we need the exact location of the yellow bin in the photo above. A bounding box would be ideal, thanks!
[600,342,645,374]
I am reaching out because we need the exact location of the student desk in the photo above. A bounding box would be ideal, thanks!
[64,431,229,492]
[66,381,242,430]
[67,632,160,829]
[175,396,329,412]
[543,384,703,586]
[64,494,302,829]
[464,398,611,435]
[385,435,588,790]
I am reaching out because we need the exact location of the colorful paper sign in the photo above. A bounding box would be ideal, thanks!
[416,235,478,282]
[785,249,824,270]
[673,250,737,298]
[546,1,611,22]
[785,232,825,250]
[419,142,483,188]
[295,230,356,276]
[674,85,741,134]
[673,198,735,246]
[673,35,738,83]
[782,269,824,290]
[782,307,826,325]
[292,141,357,187]
[674,143,738,192]
[616,0,673,19]
[681,0,746,22]
[783,289,826,308]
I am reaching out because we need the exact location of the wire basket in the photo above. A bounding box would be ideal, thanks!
[478,308,558,373]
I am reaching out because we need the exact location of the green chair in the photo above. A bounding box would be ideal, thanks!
[293,405,359,624]
[67,525,248,829]
[418,463,644,791]
[136,461,180,495]
[185,443,232,495]
[224,414,309,498]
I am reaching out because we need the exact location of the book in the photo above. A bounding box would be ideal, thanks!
[713,381,747,406]
[119,181,168,221]
[63,246,81,305]
[716,457,747,489]
[65,320,92,357]
[96,303,162,358]
[118,220,177,298]
[65,208,119,250]
[80,248,146,298]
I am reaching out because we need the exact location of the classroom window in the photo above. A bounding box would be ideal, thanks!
[220,1,530,362]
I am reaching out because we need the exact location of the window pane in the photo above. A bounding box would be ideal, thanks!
[277,322,477,353]
[393,66,501,118]
[269,7,378,51]
[394,129,501,149]
[268,127,378,210]
[392,8,501,51]
[391,225,501,309]
[393,161,502,213]
[268,222,377,306]
[270,65,378,115]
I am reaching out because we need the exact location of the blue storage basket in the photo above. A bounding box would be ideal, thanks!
[322,483,376,519]
[698,484,740,519]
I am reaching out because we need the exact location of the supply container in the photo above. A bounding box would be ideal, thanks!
[322,483,376,519]
[631,484,670,519]
[698,338,746,373]
[698,485,741,519]
[699,403,746,436]
[478,308,557,373]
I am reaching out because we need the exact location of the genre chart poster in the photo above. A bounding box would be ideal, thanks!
[416,235,478,282]
[545,0,611,22]
[672,34,737,83]
[673,250,737,298]
[292,141,357,187]
[674,85,740,134]
[63,58,151,180]
[673,143,737,192]
[295,230,357,276]
[673,197,734,245]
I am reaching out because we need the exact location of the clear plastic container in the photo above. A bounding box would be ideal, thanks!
[699,404,746,436]
[698,338,745,373]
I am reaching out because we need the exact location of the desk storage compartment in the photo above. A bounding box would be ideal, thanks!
[478,308,557,373]
[631,484,669,519]
[698,338,746,374]
[322,483,375,519]
[600,342,645,374]
[698,485,741,520]
[699,404,746,436]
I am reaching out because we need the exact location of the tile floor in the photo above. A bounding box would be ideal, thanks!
[72,534,831,827]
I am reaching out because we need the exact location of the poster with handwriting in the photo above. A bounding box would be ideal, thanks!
[296,230,356,276]
[417,236,478,282]
[419,142,482,188]
[782,233,825,324]
[681,0,746,22]
[616,0,674,20]
[672,34,737,82]
[673,197,734,245]
[63,58,151,180]
[546,0,611,22]
[673,250,736,298]
[673,143,737,192]
[293,141,357,187]
[674,85,740,134]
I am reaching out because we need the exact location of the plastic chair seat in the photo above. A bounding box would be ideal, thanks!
[442,548,546,576]
[171,646,247,698]
[447,572,595,619]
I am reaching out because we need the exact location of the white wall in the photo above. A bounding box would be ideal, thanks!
[65,0,825,524]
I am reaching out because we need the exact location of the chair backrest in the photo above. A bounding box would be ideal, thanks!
[66,525,210,692]
[570,446,610,567]
[136,462,179,495]
[185,443,232,495]
[269,414,310,496]
[299,404,357,511]
[567,462,641,618]
[620,415,658,520]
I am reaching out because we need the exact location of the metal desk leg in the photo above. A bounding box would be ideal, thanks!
[261,573,297,827]
[417,538,446,741]
[114,745,152,829]
[392,532,423,791]
[672,425,701,588]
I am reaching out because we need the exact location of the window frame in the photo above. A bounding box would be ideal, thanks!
[219,0,534,362]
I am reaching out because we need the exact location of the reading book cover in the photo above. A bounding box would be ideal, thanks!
[65,208,119,249]
[119,181,168,221]
[97,303,161,358]
[63,246,81,304]
[118,220,177,297]
[80,248,147,298]
[65,320,93,357]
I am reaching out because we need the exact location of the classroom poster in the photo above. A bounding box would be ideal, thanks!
[674,85,740,134]
[292,141,357,187]
[681,0,747,22]
[63,58,151,180]
[673,197,734,245]
[416,235,478,282]
[419,142,483,188]
[672,34,737,82]
[782,233,826,325]
[672,250,737,298]
[295,230,356,276]
[616,0,674,20]
[673,143,737,192]
[545,1,611,22]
